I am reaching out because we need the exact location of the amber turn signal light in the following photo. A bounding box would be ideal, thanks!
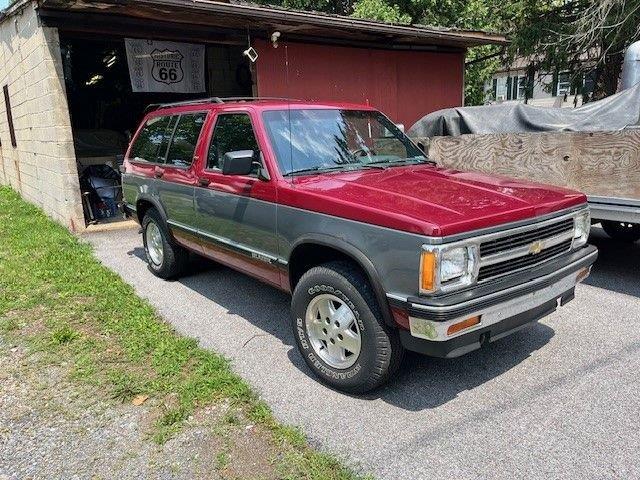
[420,251,436,292]
[447,315,481,336]
[575,266,591,283]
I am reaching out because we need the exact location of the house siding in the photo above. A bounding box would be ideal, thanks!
[0,2,83,230]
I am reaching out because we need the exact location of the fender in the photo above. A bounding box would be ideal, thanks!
[289,234,396,328]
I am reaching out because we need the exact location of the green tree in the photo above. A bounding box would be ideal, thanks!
[352,0,411,23]
[255,0,355,15]
[260,0,640,104]
[503,0,640,99]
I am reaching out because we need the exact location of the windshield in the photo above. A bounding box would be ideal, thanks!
[262,109,427,175]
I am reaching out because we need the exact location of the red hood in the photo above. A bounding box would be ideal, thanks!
[279,164,586,236]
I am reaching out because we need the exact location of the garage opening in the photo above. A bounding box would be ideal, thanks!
[59,33,253,226]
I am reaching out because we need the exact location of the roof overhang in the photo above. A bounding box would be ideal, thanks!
[32,0,508,50]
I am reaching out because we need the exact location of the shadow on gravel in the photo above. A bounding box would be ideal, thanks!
[128,243,556,410]
[128,246,146,262]
[583,227,640,299]
[116,226,638,413]
[138,250,304,355]
[368,323,554,411]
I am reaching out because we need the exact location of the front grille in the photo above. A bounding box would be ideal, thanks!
[478,239,572,281]
[480,218,574,257]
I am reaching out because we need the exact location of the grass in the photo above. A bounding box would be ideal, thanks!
[0,186,370,479]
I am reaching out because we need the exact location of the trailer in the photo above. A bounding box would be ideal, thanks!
[413,128,640,242]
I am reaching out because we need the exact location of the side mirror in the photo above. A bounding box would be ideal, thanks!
[221,150,254,176]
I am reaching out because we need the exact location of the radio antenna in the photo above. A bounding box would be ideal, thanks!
[285,43,294,185]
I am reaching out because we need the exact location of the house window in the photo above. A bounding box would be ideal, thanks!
[495,77,508,100]
[503,75,526,100]
[556,72,571,96]
[3,85,16,148]
[517,77,527,99]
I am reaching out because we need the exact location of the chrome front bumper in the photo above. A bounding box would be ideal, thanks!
[409,267,588,342]
[391,245,597,357]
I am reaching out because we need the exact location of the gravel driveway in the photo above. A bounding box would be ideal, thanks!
[85,226,640,480]
[0,340,226,480]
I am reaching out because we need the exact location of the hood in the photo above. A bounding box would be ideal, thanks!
[280,164,586,236]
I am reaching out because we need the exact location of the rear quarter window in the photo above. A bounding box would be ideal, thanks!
[130,115,175,163]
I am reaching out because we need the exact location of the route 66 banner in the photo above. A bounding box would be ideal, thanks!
[125,38,205,93]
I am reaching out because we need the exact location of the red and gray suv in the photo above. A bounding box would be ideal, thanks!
[122,98,597,393]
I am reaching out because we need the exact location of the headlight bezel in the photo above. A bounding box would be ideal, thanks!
[420,243,480,295]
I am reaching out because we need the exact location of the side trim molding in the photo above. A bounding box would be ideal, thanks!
[167,219,287,267]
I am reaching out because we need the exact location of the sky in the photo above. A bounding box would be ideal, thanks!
[0,1,8,11]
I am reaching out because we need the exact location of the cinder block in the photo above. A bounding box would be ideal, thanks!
[0,3,80,231]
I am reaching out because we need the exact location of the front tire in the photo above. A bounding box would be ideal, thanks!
[142,209,188,279]
[601,220,640,243]
[291,261,403,393]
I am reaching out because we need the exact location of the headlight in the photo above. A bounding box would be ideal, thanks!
[441,247,470,282]
[573,211,591,248]
[420,244,478,294]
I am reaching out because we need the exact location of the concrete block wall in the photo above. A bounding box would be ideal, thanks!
[0,1,84,230]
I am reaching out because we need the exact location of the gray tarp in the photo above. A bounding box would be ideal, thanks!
[408,83,640,138]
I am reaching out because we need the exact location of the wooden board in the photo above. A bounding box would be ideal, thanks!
[415,130,640,201]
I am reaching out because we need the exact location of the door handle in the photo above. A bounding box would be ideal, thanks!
[154,167,164,178]
[198,177,211,187]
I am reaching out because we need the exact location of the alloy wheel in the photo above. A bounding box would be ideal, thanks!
[145,221,164,266]
[305,294,362,369]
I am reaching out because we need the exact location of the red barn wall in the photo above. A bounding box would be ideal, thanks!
[253,39,464,128]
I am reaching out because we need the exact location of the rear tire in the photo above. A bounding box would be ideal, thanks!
[142,208,189,279]
[291,261,403,394]
[601,221,640,243]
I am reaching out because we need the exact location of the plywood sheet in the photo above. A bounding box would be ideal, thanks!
[418,130,640,201]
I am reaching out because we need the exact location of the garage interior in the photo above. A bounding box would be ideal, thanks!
[58,32,253,225]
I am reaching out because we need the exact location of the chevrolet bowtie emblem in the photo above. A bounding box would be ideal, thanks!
[528,240,544,255]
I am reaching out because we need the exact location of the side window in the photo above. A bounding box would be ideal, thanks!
[130,115,175,163]
[166,113,207,168]
[207,113,259,173]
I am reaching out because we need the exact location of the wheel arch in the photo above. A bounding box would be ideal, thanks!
[288,235,395,328]
[136,195,168,226]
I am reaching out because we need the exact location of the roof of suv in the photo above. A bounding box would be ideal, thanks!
[147,98,377,116]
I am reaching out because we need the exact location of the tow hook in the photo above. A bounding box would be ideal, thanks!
[479,332,491,347]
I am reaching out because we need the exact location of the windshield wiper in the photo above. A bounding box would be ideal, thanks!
[285,160,398,176]
[367,157,437,167]
[358,164,387,170]
[284,164,348,176]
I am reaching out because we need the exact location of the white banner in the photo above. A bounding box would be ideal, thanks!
[125,38,205,93]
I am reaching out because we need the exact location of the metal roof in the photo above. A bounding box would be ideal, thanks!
[32,0,508,49]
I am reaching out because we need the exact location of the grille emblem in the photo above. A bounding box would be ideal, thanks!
[528,240,544,255]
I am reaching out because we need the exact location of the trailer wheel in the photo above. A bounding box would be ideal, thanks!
[601,221,640,243]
